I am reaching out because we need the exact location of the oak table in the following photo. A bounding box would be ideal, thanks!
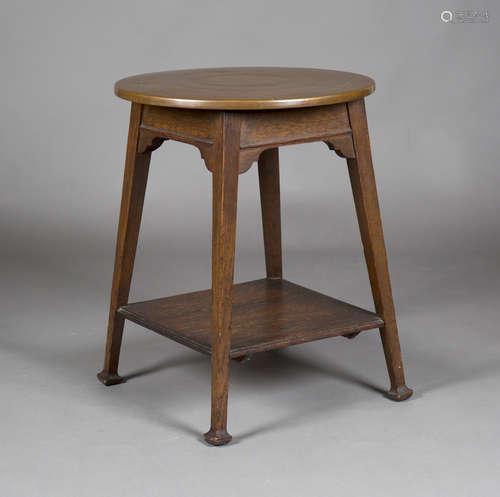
[97,67,413,446]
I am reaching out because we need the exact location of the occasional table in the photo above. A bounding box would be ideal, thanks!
[97,67,413,446]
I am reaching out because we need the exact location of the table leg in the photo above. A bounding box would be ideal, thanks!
[97,103,151,386]
[204,113,240,445]
[258,148,282,279]
[347,99,413,401]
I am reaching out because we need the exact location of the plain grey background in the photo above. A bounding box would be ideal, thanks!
[1,1,499,496]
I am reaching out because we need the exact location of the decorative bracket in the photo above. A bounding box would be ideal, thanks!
[343,331,361,339]
[196,145,216,173]
[138,124,215,173]
[236,132,357,175]
[324,133,356,159]
[136,115,356,174]
[138,128,167,154]
[238,148,265,174]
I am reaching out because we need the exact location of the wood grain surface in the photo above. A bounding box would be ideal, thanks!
[97,103,151,386]
[346,99,412,401]
[115,67,375,110]
[118,279,384,358]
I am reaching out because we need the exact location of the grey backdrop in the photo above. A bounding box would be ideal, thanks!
[1,1,499,496]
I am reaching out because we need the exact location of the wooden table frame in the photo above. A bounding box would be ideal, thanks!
[97,98,412,446]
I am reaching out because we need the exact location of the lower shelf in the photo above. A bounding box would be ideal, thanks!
[118,278,384,358]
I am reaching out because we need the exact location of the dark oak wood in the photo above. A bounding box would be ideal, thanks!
[239,104,350,146]
[99,68,412,445]
[142,105,218,139]
[118,279,384,357]
[346,99,412,401]
[258,148,282,279]
[203,112,241,445]
[115,67,375,110]
[97,102,151,386]
[136,103,355,175]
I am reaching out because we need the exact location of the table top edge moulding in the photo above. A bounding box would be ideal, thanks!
[114,67,375,110]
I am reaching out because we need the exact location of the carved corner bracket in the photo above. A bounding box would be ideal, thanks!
[197,145,216,173]
[324,133,356,159]
[138,128,167,154]
[138,124,215,172]
[238,148,264,174]
[237,132,357,175]
[136,120,356,175]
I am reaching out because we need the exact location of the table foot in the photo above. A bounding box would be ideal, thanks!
[97,371,125,386]
[204,429,232,446]
[386,385,413,401]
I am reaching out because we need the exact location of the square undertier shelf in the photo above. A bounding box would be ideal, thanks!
[118,279,384,358]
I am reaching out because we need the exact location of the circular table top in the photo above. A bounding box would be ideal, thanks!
[114,67,375,110]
